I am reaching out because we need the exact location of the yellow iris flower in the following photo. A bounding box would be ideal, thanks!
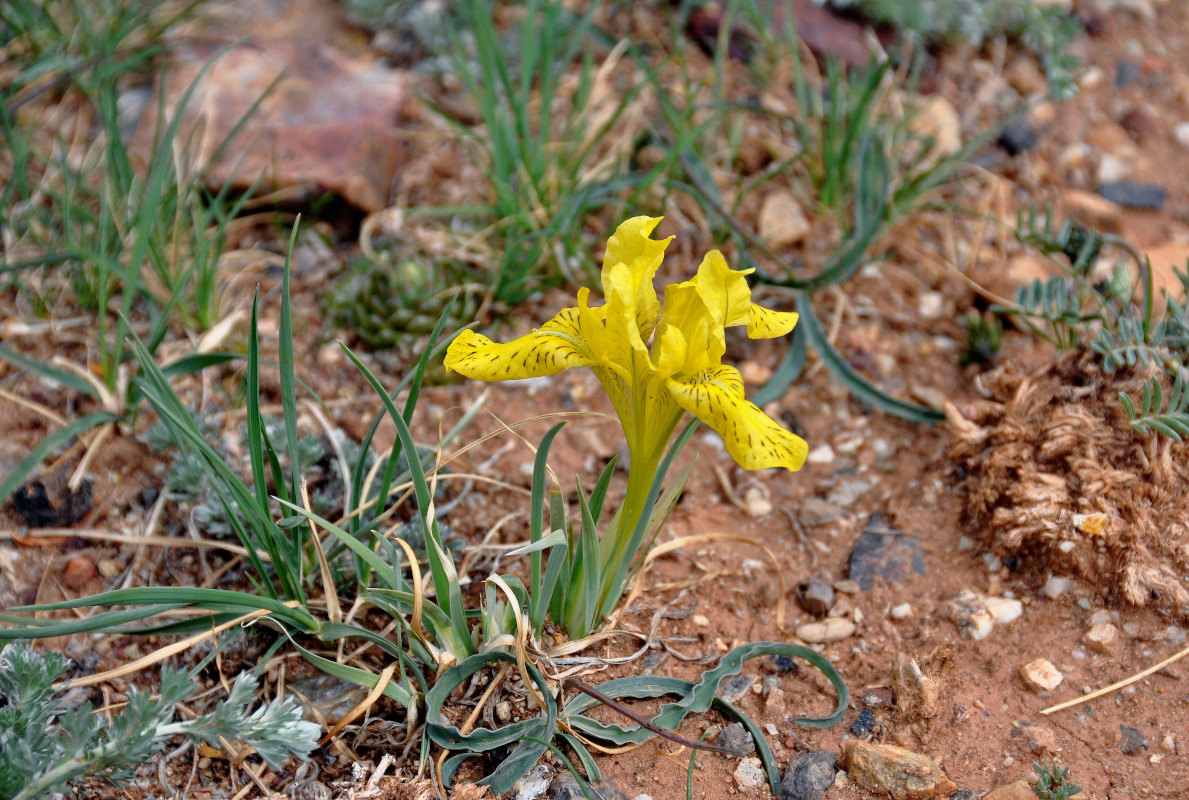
[445,215,807,475]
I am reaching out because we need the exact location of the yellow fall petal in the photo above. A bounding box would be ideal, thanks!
[444,307,594,381]
[602,216,673,339]
[666,365,808,471]
[745,306,798,339]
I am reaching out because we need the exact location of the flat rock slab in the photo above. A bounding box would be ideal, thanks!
[134,38,407,212]
[844,741,956,800]
[848,512,926,591]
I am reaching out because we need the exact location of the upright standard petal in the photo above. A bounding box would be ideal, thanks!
[653,280,722,377]
[692,250,798,339]
[666,365,808,471]
[602,216,673,339]
[444,307,594,381]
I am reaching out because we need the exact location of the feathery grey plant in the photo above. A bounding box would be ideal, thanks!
[0,644,319,800]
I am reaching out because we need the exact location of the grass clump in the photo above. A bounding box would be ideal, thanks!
[429,0,654,303]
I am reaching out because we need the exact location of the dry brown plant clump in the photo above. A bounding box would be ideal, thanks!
[945,350,1189,617]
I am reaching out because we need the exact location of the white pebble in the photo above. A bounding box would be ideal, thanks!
[1176,122,1189,148]
[1042,575,1074,599]
[985,596,1024,625]
[918,291,945,320]
[733,760,766,790]
[807,444,835,465]
[891,603,913,620]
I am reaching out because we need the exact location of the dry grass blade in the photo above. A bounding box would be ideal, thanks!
[320,663,397,745]
[459,663,511,736]
[68,421,112,491]
[393,537,431,654]
[1042,641,1189,715]
[18,527,263,559]
[59,607,278,689]
[0,386,67,426]
[301,477,341,623]
[487,573,546,712]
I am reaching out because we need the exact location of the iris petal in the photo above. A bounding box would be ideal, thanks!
[666,365,808,471]
[691,249,799,339]
[602,216,673,339]
[443,307,594,381]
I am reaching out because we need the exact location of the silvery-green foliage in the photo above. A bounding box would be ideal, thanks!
[0,645,319,800]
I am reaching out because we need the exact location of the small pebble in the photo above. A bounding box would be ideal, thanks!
[806,445,834,465]
[718,676,754,705]
[1085,623,1120,654]
[797,577,835,617]
[918,291,944,320]
[1098,181,1167,210]
[796,617,856,643]
[890,603,913,620]
[850,709,879,738]
[998,118,1038,155]
[63,556,97,590]
[1176,122,1189,149]
[1041,575,1073,599]
[717,722,754,755]
[1019,659,1063,693]
[692,614,710,627]
[733,760,766,790]
[1119,725,1149,756]
[985,597,1024,625]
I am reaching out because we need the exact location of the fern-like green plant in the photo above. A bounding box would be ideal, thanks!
[1119,368,1189,441]
[992,277,1099,349]
[1004,206,1189,442]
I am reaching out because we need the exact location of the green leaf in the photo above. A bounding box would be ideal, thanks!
[425,650,558,795]
[797,292,943,423]
[0,411,120,504]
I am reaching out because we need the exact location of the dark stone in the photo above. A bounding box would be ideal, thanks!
[998,118,1038,156]
[1119,724,1149,755]
[717,722,755,755]
[1120,108,1154,142]
[770,654,800,675]
[850,708,879,738]
[859,686,895,710]
[847,512,926,591]
[548,775,627,800]
[11,478,93,527]
[779,750,836,800]
[1116,60,1140,88]
[139,486,160,507]
[1098,181,1167,210]
[949,791,978,800]
[797,577,835,617]
[717,675,754,705]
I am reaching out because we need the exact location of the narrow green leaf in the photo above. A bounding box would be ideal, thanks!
[797,292,943,423]
[0,411,119,504]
